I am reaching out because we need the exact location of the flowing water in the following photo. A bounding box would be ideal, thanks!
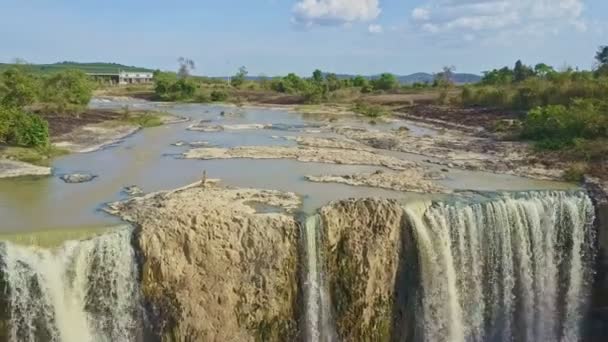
[0,227,142,342]
[301,215,335,342]
[405,191,596,342]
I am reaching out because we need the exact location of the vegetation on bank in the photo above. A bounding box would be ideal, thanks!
[152,57,445,105]
[0,66,93,155]
[459,46,608,181]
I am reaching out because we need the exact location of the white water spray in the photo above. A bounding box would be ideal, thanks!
[302,215,335,342]
[0,227,141,342]
[405,191,596,342]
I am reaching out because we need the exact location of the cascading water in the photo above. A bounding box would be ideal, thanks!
[0,227,142,342]
[301,215,335,342]
[405,191,596,342]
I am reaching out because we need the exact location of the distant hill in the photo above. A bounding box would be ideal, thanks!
[0,62,154,74]
[396,72,481,85]
[290,72,481,85]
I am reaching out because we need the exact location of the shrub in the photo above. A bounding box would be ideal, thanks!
[352,103,389,118]
[371,73,398,91]
[210,90,228,102]
[42,69,93,113]
[521,99,608,148]
[0,106,49,147]
[194,91,211,103]
[0,67,39,108]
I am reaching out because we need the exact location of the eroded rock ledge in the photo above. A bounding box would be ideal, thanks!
[320,199,417,341]
[584,177,608,341]
[107,183,301,341]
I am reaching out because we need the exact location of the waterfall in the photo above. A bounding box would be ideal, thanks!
[301,215,335,342]
[405,191,596,342]
[0,227,142,342]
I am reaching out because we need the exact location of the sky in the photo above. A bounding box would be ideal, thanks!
[1,0,607,76]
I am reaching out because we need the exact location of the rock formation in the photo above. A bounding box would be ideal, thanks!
[108,184,301,341]
[319,199,417,341]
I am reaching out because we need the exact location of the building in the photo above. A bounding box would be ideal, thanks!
[87,70,154,85]
[118,71,153,85]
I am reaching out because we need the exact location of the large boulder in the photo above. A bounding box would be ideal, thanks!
[109,184,301,342]
[320,199,417,341]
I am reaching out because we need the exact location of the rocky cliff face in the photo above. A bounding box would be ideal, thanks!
[109,184,301,342]
[320,199,417,341]
[584,177,608,341]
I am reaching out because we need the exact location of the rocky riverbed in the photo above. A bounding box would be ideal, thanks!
[331,125,563,180]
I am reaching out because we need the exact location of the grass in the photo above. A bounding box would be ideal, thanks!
[352,102,391,118]
[120,111,165,127]
[0,145,69,166]
[105,109,169,128]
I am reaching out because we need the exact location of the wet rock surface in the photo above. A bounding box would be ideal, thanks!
[60,173,97,183]
[107,183,301,342]
[584,177,608,341]
[0,159,51,179]
[122,185,144,196]
[184,146,416,170]
[320,199,416,341]
[306,169,447,193]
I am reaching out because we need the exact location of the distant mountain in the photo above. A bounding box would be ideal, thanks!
[0,62,154,74]
[300,72,481,85]
[396,72,481,85]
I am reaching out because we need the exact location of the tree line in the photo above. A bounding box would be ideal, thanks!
[461,46,608,178]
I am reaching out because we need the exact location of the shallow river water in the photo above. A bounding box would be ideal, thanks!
[0,98,574,242]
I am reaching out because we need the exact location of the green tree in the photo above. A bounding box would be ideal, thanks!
[42,69,92,113]
[312,69,323,84]
[352,75,369,89]
[595,46,608,76]
[371,73,398,91]
[514,60,534,82]
[482,67,514,85]
[0,67,39,108]
[0,106,49,147]
[325,73,341,91]
[231,66,248,88]
[153,71,178,97]
[534,63,556,78]
[596,46,608,66]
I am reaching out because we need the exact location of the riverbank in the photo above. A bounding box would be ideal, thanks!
[0,106,187,177]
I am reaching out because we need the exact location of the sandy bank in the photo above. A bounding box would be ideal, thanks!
[0,159,52,179]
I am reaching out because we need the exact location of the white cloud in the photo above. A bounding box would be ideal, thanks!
[411,0,588,40]
[293,0,381,25]
[412,8,430,21]
[368,24,383,33]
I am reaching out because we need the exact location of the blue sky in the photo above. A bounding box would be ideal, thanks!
[1,0,606,76]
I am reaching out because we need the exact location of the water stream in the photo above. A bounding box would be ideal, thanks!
[405,191,596,342]
[301,215,335,342]
[0,227,141,342]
